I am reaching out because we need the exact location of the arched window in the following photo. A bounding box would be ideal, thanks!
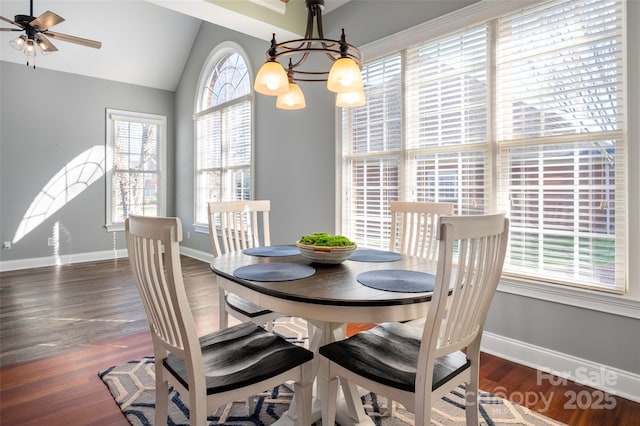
[194,43,253,226]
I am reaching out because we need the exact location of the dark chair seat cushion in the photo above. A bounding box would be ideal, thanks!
[225,293,273,318]
[163,322,313,394]
[319,322,470,393]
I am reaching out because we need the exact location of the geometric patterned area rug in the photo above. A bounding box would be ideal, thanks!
[99,319,565,426]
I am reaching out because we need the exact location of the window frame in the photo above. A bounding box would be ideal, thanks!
[192,42,255,233]
[338,0,639,318]
[105,108,167,232]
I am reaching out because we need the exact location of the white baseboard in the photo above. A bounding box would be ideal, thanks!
[179,246,213,264]
[0,249,128,272]
[482,331,640,403]
[0,246,212,272]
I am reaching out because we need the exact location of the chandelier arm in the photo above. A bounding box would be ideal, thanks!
[274,44,339,61]
[291,75,330,83]
[273,40,313,68]
[305,3,315,38]
[289,50,310,69]
[314,5,324,39]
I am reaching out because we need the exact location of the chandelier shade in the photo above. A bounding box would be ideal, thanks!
[276,82,306,110]
[254,0,366,109]
[336,89,366,108]
[254,60,289,95]
[327,57,363,93]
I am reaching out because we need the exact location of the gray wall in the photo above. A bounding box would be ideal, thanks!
[487,292,639,373]
[0,62,175,260]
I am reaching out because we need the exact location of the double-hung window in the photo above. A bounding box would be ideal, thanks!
[194,45,253,227]
[105,109,166,231]
[340,0,627,294]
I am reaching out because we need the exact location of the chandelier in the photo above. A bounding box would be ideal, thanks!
[253,0,366,110]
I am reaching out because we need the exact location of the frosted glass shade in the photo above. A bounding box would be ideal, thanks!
[254,61,289,96]
[336,90,366,107]
[327,57,363,93]
[276,82,306,110]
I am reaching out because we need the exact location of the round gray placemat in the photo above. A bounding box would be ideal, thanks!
[233,262,315,282]
[348,249,403,262]
[243,246,300,257]
[357,269,435,293]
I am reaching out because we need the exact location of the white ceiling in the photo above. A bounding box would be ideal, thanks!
[0,0,349,91]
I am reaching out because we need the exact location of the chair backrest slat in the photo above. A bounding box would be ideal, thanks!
[420,213,509,367]
[208,201,271,257]
[390,201,455,260]
[126,215,200,359]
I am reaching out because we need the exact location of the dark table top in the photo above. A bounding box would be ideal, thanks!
[210,248,436,308]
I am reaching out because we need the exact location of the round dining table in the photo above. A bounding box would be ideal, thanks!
[210,246,437,426]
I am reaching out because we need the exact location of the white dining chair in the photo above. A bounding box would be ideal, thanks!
[319,213,510,426]
[207,200,284,331]
[125,215,313,426]
[390,201,455,260]
[385,201,455,415]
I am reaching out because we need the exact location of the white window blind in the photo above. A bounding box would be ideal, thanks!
[340,0,626,294]
[105,109,166,231]
[495,0,626,293]
[341,55,402,249]
[405,26,489,214]
[194,48,252,226]
[195,99,251,224]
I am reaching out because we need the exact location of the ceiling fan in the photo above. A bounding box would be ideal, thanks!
[1,0,101,67]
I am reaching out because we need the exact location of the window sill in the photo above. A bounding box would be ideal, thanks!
[193,224,209,234]
[497,277,640,320]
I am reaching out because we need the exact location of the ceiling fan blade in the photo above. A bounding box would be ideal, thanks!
[45,31,101,49]
[0,28,23,32]
[37,34,58,52]
[29,11,64,31]
[0,15,22,28]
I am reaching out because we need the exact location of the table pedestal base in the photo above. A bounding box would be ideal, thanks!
[274,382,376,426]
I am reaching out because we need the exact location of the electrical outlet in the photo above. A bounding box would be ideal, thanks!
[47,237,55,247]
[2,241,10,249]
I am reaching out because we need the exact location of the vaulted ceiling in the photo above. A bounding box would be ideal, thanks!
[0,0,349,91]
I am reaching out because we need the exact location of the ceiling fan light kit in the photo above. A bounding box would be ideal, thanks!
[1,0,101,68]
[254,0,366,110]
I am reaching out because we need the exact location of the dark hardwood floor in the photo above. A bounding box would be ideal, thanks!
[1,257,638,425]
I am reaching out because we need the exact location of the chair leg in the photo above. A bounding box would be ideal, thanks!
[465,340,482,425]
[189,390,208,426]
[155,372,169,425]
[247,395,257,414]
[381,398,396,417]
[465,379,480,426]
[218,290,228,329]
[415,392,432,426]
